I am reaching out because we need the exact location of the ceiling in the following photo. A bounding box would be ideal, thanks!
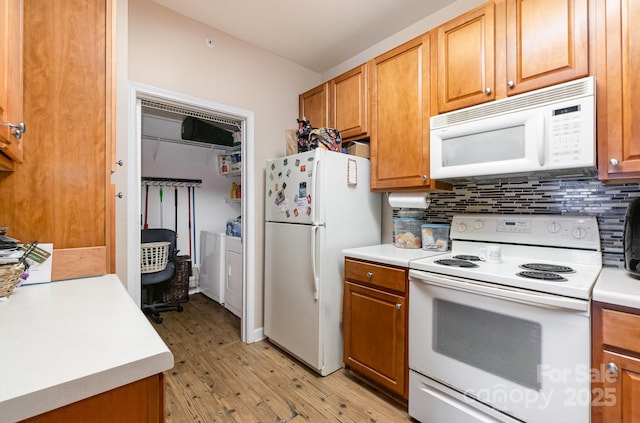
[150,0,456,73]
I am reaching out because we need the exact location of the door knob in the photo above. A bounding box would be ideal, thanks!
[1,121,26,140]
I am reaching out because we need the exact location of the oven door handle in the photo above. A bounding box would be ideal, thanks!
[409,270,589,312]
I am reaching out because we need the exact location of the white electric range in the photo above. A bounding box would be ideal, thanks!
[408,214,602,423]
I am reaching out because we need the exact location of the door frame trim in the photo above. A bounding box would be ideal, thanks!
[126,81,258,343]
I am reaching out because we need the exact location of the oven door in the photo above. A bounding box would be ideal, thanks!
[408,270,591,423]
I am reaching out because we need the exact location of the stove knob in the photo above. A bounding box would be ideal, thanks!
[572,226,587,239]
[473,220,484,230]
[547,222,562,233]
[457,222,468,232]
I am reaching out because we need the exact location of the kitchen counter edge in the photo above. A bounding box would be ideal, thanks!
[0,274,174,423]
[593,265,640,310]
[342,243,445,267]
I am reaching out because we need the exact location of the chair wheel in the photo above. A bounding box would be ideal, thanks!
[154,316,163,324]
[177,305,184,312]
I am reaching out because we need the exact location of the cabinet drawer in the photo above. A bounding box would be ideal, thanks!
[344,258,406,293]
[602,309,640,352]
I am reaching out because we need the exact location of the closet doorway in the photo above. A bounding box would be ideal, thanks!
[127,82,257,343]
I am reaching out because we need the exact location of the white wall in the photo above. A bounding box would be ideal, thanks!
[321,0,487,81]
[124,0,320,331]
[140,140,241,257]
[117,0,492,333]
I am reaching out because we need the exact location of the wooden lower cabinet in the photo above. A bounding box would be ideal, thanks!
[343,258,408,400]
[592,302,640,422]
[19,373,165,423]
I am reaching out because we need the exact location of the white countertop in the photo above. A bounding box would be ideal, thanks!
[342,243,447,267]
[593,265,640,309]
[0,274,174,423]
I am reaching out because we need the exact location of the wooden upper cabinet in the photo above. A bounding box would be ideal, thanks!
[596,0,640,181]
[369,34,450,191]
[431,0,589,115]
[505,0,589,96]
[329,63,368,140]
[432,2,495,114]
[0,0,24,169]
[298,83,328,129]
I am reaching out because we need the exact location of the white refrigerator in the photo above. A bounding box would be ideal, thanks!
[264,149,381,376]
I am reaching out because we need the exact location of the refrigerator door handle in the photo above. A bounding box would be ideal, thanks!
[311,153,321,226]
[311,225,319,300]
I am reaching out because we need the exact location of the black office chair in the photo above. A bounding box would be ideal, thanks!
[141,228,183,323]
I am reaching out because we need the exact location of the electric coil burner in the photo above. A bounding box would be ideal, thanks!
[516,270,568,281]
[434,258,479,268]
[452,255,483,261]
[520,263,575,273]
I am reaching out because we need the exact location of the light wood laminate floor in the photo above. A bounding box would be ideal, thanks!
[151,294,412,422]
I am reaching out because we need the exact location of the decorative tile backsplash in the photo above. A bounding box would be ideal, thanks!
[414,176,640,266]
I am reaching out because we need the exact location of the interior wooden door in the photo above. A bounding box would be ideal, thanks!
[0,0,113,280]
[0,0,23,167]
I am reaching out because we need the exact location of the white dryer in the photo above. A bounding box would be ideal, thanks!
[199,231,225,304]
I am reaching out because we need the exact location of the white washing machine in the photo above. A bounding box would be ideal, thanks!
[199,231,226,304]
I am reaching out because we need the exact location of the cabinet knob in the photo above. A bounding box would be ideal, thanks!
[396,303,402,310]
[366,272,373,279]
[484,87,492,94]
[422,175,427,182]
[115,192,123,199]
[507,80,515,88]
[606,362,619,380]
[609,158,619,166]
[115,160,124,167]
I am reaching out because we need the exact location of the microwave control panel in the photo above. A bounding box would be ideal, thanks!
[547,101,593,166]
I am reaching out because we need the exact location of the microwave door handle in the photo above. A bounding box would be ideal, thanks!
[537,114,546,166]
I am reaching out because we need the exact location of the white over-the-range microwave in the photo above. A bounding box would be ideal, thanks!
[429,76,596,181]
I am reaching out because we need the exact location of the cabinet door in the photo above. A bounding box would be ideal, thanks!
[505,0,589,96]
[343,281,407,398]
[299,83,328,128]
[329,64,368,140]
[599,350,640,423]
[20,373,165,423]
[0,0,113,280]
[369,34,432,191]
[0,0,23,168]
[596,0,640,180]
[432,2,495,114]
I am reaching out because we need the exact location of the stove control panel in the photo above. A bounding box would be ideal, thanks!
[450,214,600,251]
